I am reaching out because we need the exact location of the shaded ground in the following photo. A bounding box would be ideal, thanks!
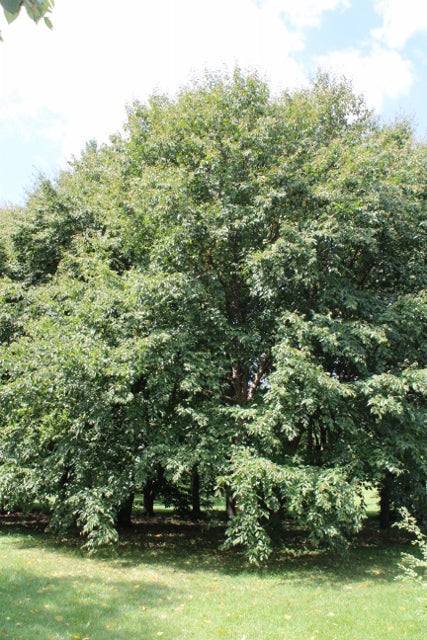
[0,507,411,578]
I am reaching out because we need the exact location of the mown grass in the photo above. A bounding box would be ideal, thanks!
[0,510,426,640]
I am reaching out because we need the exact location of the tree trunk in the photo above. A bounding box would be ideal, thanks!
[379,473,394,530]
[116,492,134,527]
[143,481,156,517]
[191,467,201,518]
[226,493,236,518]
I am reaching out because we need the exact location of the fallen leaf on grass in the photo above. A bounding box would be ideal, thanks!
[283,614,292,620]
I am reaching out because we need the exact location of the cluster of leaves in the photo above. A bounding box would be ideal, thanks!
[395,508,427,582]
[0,0,53,40]
[220,450,364,564]
[0,70,426,560]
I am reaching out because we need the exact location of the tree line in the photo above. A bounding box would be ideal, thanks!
[0,71,426,562]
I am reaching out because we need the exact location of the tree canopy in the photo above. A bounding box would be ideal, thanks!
[1,71,426,562]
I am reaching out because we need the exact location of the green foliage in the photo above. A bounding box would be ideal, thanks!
[395,508,427,582]
[1,70,426,561]
[0,0,53,39]
[220,449,364,563]
[1,0,53,25]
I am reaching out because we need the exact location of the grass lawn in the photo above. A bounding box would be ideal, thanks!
[1,511,426,640]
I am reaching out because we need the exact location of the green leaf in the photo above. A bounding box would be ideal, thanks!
[22,0,52,23]
[43,15,52,29]
[4,7,20,23]
[1,0,21,14]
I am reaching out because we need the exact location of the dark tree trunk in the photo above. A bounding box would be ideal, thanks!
[143,481,156,518]
[379,473,394,530]
[191,467,201,518]
[116,492,134,527]
[226,493,236,518]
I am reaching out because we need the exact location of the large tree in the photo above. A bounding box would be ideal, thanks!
[1,71,426,561]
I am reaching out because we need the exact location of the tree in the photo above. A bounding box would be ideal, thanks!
[0,0,53,40]
[1,71,426,561]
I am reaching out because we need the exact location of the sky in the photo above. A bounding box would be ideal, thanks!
[1,0,427,206]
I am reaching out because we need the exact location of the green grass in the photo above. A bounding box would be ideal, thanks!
[1,514,426,640]
[364,489,380,517]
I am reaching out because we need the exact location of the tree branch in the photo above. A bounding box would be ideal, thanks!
[247,353,272,402]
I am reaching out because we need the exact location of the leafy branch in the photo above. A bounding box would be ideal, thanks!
[0,0,54,40]
[395,508,427,582]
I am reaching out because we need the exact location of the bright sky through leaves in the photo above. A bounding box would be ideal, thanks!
[1,0,427,205]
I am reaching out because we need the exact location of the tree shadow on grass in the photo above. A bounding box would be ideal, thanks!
[0,565,173,640]
[1,510,412,588]
[112,513,411,584]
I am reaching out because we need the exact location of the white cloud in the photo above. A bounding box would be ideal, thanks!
[372,0,427,49]
[258,0,351,29]
[1,0,424,204]
[0,0,308,164]
[317,45,414,111]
